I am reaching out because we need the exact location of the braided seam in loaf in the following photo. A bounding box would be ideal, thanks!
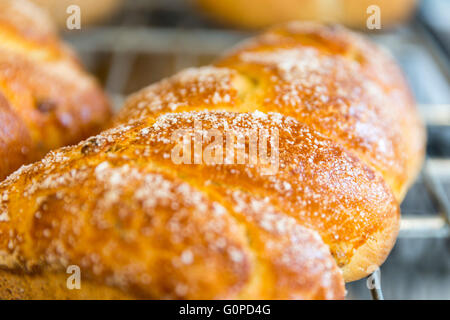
[0,22,424,299]
[195,0,418,29]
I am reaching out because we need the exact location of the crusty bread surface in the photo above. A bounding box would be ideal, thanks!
[0,0,111,180]
[0,22,425,299]
[195,0,418,29]
[29,0,124,28]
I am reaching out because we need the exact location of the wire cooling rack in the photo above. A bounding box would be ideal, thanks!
[63,2,450,299]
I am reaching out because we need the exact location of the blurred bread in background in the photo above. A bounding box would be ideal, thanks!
[30,0,124,28]
[195,0,418,29]
[0,0,111,179]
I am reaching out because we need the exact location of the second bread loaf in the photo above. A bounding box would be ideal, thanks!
[0,0,111,180]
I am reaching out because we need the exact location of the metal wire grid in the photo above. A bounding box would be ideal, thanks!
[63,6,450,300]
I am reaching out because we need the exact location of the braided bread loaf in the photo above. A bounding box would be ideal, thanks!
[0,0,111,180]
[0,22,425,299]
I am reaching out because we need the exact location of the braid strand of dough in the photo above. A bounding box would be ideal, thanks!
[0,22,425,299]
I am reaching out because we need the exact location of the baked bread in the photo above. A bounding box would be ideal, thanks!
[119,22,425,202]
[0,22,425,299]
[195,0,418,29]
[0,0,111,180]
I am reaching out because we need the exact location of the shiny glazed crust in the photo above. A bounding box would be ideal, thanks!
[0,22,424,299]
[118,22,425,201]
[0,0,111,180]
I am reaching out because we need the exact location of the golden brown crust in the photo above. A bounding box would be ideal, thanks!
[0,0,76,61]
[120,112,400,276]
[216,22,425,200]
[116,23,423,283]
[0,0,111,180]
[0,269,132,300]
[195,0,418,29]
[0,22,424,299]
[0,0,58,44]
[0,93,33,180]
[0,120,345,299]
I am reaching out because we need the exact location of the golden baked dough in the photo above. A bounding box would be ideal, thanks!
[0,22,425,299]
[195,0,418,29]
[0,0,111,180]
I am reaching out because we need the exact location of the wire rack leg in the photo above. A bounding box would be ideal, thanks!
[367,268,384,300]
